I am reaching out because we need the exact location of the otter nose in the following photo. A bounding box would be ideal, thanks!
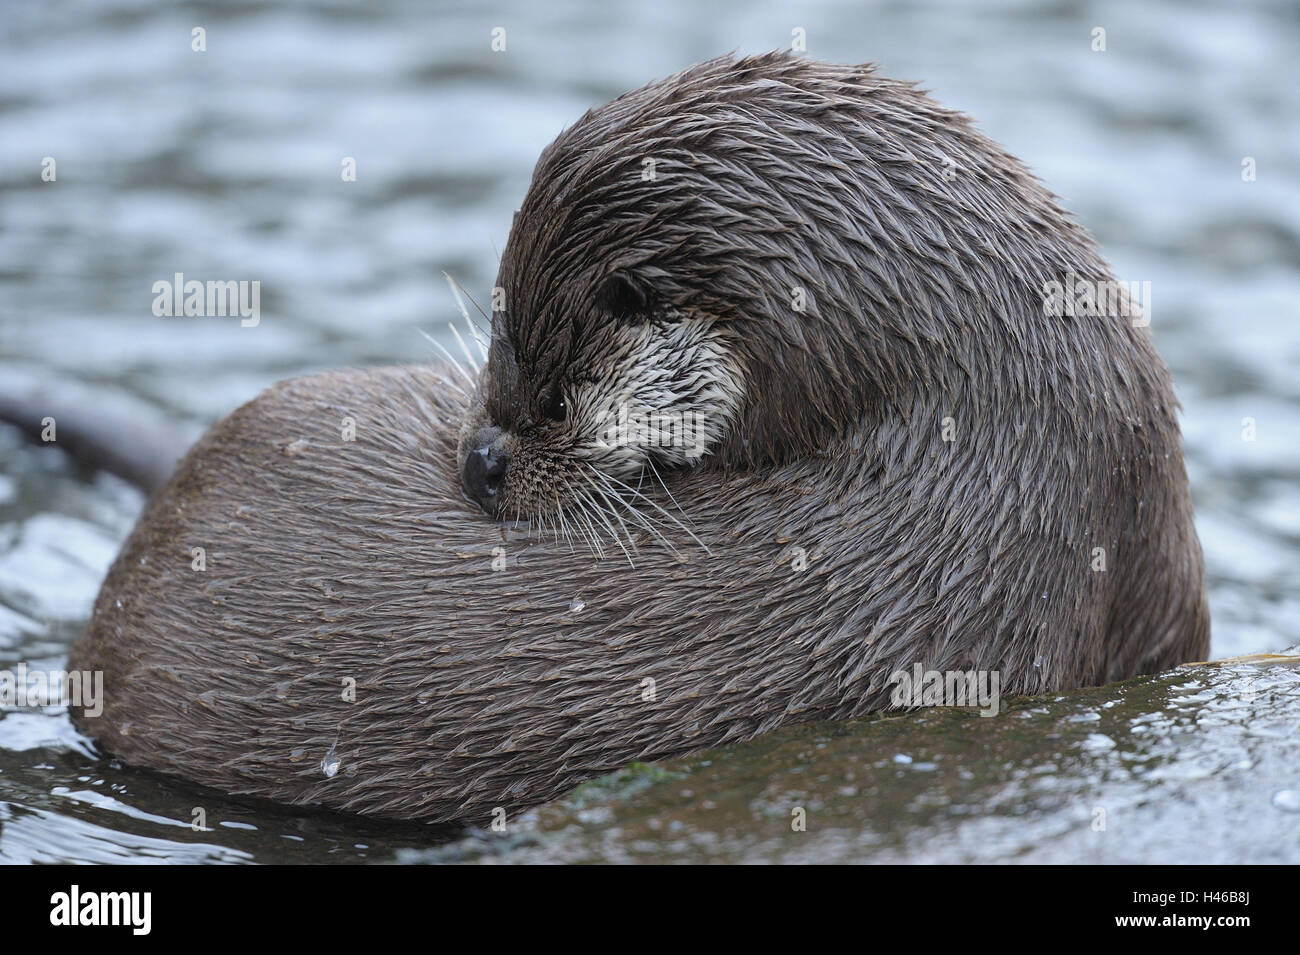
[462,429,509,515]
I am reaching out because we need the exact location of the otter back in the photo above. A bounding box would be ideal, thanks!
[69,361,1206,822]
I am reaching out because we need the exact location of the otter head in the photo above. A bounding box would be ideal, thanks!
[457,53,966,526]
[457,290,743,522]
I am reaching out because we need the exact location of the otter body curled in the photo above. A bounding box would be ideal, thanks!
[70,54,1207,822]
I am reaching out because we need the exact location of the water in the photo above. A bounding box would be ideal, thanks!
[1,0,1297,863]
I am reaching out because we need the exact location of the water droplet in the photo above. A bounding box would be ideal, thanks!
[1271,789,1300,812]
[1033,656,1044,669]
[321,744,340,778]
[568,597,585,613]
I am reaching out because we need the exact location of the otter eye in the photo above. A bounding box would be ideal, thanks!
[545,391,567,422]
[597,272,654,318]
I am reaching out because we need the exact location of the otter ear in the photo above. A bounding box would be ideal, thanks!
[596,271,656,318]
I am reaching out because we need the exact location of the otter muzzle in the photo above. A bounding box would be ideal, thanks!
[461,428,509,515]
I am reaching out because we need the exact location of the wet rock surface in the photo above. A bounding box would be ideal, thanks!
[413,652,1300,864]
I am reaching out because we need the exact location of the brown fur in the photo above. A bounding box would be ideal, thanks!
[68,53,1208,822]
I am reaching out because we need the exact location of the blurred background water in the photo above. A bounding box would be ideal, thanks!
[0,0,1296,863]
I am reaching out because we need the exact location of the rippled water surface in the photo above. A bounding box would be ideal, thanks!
[1,0,1297,862]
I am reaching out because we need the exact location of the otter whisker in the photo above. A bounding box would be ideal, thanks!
[438,272,485,371]
[572,480,635,565]
[584,467,690,559]
[571,491,607,559]
[418,328,474,391]
[561,510,579,554]
[453,282,493,333]
[552,495,578,554]
[549,498,564,550]
[448,322,481,375]
[579,473,640,559]
[644,459,700,536]
[440,271,490,361]
[594,469,711,556]
[543,511,561,552]
[577,468,652,557]
[552,485,596,556]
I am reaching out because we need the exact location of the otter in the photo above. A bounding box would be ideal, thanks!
[62,52,1208,823]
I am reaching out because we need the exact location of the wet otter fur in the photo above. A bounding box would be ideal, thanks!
[68,53,1208,822]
